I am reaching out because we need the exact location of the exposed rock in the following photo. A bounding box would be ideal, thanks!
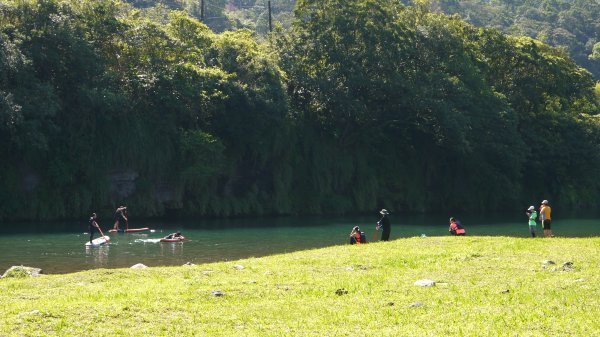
[501,289,510,294]
[22,172,40,192]
[561,261,574,271]
[183,262,195,266]
[233,264,245,270]
[211,290,225,297]
[409,301,424,308]
[245,280,257,284]
[335,288,348,296]
[130,263,147,269]
[543,260,556,265]
[414,279,436,287]
[109,170,139,199]
[2,266,43,279]
[346,264,368,271]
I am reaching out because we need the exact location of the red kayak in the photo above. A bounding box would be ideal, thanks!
[108,227,150,233]
[160,236,186,243]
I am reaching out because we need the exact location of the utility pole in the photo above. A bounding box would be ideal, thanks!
[200,0,205,21]
[268,0,272,32]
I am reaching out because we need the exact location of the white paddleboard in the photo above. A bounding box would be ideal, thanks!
[85,235,110,247]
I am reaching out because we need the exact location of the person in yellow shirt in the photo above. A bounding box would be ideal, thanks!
[538,200,553,237]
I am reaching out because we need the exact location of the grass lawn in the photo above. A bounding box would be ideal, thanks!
[1,236,599,336]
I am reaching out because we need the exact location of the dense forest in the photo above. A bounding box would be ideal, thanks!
[197,0,600,79]
[0,0,599,221]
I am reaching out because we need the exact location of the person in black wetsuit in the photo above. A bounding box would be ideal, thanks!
[377,209,391,241]
[89,213,100,244]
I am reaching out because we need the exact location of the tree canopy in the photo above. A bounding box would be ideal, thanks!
[0,0,599,220]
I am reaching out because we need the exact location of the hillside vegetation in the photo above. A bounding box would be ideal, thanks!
[1,0,599,220]
[1,237,599,336]
[225,0,600,79]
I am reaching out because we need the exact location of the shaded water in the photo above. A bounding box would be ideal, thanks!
[1,213,598,274]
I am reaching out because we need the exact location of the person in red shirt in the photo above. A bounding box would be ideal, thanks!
[349,226,365,244]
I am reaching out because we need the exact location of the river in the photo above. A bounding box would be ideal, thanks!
[1,212,598,274]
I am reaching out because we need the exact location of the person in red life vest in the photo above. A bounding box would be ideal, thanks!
[349,226,366,244]
[449,217,466,236]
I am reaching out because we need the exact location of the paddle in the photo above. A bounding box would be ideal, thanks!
[373,226,378,242]
[97,225,106,238]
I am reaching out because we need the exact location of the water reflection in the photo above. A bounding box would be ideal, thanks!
[85,245,110,268]
[160,241,184,256]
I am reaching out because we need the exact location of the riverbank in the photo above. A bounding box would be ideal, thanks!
[1,236,598,336]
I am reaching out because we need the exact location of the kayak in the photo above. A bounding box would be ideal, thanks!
[160,236,186,243]
[108,227,150,233]
[85,235,110,247]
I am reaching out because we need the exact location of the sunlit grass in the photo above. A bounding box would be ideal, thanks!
[1,237,599,336]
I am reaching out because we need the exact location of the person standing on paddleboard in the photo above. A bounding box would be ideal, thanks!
[89,213,100,244]
[376,209,391,241]
[112,206,127,231]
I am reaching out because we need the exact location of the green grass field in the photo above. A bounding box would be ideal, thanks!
[1,236,599,336]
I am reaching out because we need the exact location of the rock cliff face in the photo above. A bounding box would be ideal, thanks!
[108,170,178,206]
[109,170,139,199]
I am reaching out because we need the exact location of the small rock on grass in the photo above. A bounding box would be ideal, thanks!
[543,260,556,265]
[335,288,348,296]
[1,266,43,278]
[409,301,424,308]
[130,263,147,269]
[211,290,225,297]
[414,279,436,287]
[233,264,245,270]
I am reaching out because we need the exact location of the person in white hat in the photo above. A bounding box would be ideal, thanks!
[526,206,537,237]
[538,200,553,237]
[376,209,391,241]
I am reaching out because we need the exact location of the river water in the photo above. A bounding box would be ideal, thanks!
[1,213,598,274]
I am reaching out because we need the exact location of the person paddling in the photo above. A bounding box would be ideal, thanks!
[164,231,184,240]
[89,213,100,244]
[376,209,391,241]
[112,206,127,231]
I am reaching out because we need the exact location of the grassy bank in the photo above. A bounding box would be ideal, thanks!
[1,237,599,336]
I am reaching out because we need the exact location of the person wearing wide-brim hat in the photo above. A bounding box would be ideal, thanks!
[376,209,391,241]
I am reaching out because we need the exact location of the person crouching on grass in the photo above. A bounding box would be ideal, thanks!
[449,217,466,236]
[349,226,366,244]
